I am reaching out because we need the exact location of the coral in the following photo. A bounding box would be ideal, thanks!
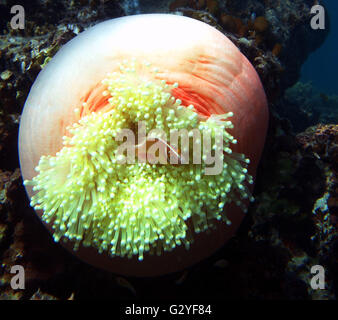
[242,116,337,299]
[295,124,338,298]
[219,14,237,33]
[169,0,186,10]
[272,43,282,57]
[253,16,269,33]
[206,0,219,16]
[296,124,338,165]
[281,82,338,132]
[219,14,245,36]
[196,0,206,10]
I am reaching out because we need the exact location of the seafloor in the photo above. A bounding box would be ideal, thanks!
[0,0,337,300]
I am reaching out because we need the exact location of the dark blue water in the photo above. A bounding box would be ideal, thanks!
[301,0,338,95]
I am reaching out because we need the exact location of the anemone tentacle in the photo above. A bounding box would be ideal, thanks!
[24,60,252,261]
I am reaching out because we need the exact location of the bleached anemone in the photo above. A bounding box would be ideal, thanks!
[19,14,268,276]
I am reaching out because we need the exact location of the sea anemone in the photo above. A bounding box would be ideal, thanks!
[19,14,268,276]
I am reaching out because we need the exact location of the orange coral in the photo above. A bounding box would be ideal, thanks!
[196,0,206,10]
[219,14,237,33]
[206,0,219,16]
[219,14,246,36]
[169,0,191,11]
[272,43,282,57]
[253,16,269,33]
